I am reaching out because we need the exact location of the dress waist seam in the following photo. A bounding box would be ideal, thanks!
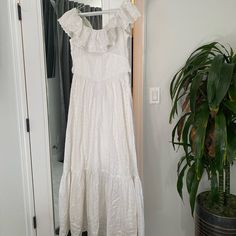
[73,73,131,82]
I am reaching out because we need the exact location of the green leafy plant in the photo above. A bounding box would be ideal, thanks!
[170,42,236,215]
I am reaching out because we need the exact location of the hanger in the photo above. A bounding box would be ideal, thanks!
[76,3,87,12]
[78,8,119,17]
[76,0,136,17]
[75,2,119,17]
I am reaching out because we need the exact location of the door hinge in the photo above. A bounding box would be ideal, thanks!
[26,118,30,132]
[33,216,37,229]
[17,3,22,21]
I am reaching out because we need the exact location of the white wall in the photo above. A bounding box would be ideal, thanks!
[0,2,30,236]
[143,0,236,235]
[78,0,102,7]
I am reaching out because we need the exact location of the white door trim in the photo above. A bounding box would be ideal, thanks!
[132,0,145,179]
[8,0,37,235]
[20,0,55,235]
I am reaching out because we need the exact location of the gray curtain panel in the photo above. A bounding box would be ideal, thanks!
[43,0,56,77]
[43,0,102,161]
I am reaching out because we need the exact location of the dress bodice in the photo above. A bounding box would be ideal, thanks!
[58,0,140,81]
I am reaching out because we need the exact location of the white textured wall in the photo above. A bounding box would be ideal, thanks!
[143,0,236,235]
[0,2,28,236]
[77,0,102,7]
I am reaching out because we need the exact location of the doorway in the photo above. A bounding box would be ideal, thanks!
[19,0,144,235]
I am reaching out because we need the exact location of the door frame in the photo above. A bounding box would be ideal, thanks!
[7,0,37,235]
[20,0,55,235]
[20,0,145,235]
[133,0,145,178]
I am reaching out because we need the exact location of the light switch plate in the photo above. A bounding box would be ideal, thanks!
[149,87,160,104]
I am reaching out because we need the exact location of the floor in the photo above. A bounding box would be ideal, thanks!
[51,152,63,230]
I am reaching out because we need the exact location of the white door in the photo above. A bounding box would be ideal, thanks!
[19,0,55,235]
[0,1,36,236]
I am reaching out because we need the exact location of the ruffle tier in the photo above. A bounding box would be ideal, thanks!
[59,170,144,236]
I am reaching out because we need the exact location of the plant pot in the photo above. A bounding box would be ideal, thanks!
[195,192,236,236]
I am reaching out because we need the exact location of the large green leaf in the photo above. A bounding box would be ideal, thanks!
[223,100,236,114]
[170,68,202,122]
[187,42,216,57]
[177,163,188,200]
[172,59,210,100]
[215,111,227,171]
[190,165,203,215]
[229,46,234,59]
[228,85,236,101]
[177,155,188,174]
[186,164,195,194]
[214,43,231,58]
[171,42,231,105]
[193,103,209,178]
[207,55,234,113]
[187,42,219,64]
[232,73,236,90]
[170,68,183,100]
[177,154,194,173]
[210,42,231,58]
[190,74,203,113]
[182,114,194,154]
[207,55,224,112]
[171,113,190,149]
[185,51,213,73]
[169,88,187,123]
[214,63,234,106]
[170,54,212,121]
[173,49,209,93]
[232,54,236,64]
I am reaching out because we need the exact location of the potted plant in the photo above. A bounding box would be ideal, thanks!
[170,42,236,235]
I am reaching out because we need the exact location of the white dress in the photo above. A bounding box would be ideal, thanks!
[58,1,144,235]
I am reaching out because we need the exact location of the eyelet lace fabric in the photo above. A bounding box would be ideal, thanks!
[57,1,144,236]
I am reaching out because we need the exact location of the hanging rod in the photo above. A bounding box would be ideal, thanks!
[78,9,119,17]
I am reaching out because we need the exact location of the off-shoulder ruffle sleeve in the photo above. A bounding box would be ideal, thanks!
[118,0,141,30]
[58,8,82,38]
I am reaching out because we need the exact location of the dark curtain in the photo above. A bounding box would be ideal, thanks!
[43,0,56,77]
[43,0,102,161]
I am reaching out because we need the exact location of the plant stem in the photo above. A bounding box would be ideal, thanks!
[219,169,224,210]
[225,162,230,205]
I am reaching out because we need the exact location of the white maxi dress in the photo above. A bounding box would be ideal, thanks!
[58,1,144,235]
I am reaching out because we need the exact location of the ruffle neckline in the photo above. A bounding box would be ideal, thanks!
[58,0,141,53]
